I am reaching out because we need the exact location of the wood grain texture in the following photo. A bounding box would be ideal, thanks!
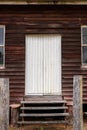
[73,76,83,130]
[0,0,87,4]
[0,78,9,130]
[0,5,86,103]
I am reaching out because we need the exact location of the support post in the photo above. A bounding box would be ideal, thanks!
[10,104,20,126]
[0,78,9,130]
[73,75,83,130]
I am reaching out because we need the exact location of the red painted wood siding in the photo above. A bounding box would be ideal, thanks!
[0,5,86,103]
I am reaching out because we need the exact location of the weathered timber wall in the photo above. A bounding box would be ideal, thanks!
[0,5,87,103]
[0,78,9,130]
[73,76,83,130]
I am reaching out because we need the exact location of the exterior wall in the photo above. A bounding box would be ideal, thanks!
[0,4,87,104]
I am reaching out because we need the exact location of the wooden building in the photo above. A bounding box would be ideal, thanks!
[0,0,87,124]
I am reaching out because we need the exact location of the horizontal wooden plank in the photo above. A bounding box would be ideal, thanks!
[84,112,87,115]
[21,106,68,110]
[20,113,69,117]
[21,100,67,104]
[0,4,86,104]
[17,120,69,124]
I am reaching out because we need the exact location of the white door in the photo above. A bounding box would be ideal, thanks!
[25,34,61,95]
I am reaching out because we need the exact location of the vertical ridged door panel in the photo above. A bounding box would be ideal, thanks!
[25,35,61,95]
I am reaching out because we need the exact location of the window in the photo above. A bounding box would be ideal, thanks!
[81,26,87,66]
[0,26,5,68]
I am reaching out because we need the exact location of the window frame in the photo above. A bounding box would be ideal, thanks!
[0,25,5,68]
[81,26,87,68]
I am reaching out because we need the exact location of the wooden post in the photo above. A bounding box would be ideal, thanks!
[73,75,83,130]
[0,78,9,130]
[10,104,20,126]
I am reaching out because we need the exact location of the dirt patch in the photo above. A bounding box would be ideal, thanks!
[9,119,87,130]
[9,124,72,130]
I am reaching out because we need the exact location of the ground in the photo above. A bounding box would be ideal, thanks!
[9,125,72,130]
[9,119,87,130]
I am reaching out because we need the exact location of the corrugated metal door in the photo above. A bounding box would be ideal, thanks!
[25,34,61,95]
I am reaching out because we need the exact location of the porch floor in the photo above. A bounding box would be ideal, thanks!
[23,95,63,102]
